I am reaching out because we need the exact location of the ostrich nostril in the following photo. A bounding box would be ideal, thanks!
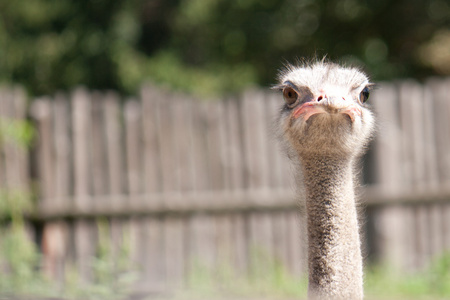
[318,96,323,101]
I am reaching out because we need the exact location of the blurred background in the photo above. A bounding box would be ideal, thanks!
[0,0,450,299]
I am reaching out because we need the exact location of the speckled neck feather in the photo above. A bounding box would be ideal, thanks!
[301,156,362,300]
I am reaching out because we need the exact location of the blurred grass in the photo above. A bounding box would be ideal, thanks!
[166,251,450,300]
[1,228,450,299]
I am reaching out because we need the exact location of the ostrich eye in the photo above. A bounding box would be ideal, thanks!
[283,86,299,107]
[359,87,370,103]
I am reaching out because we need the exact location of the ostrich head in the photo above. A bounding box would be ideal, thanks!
[275,61,375,160]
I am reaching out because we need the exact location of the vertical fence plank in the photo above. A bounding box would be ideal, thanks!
[46,94,71,281]
[90,93,107,198]
[6,87,29,189]
[205,100,227,191]
[104,92,123,196]
[30,98,54,201]
[0,88,7,188]
[215,214,234,267]
[248,211,274,278]
[124,99,143,195]
[266,92,290,190]
[164,216,185,288]
[72,88,92,203]
[102,92,127,267]
[224,98,245,191]
[72,88,96,282]
[423,81,443,260]
[287,211,306,277]
[171,96,195,193]
[185,99,220,286]
[372,83,402,192]
[370,83,406,270]
[156,90,178,193]
[241,90,275,280]
[144,218,165,291]
[232,213,248,276]
[241,89,271,190]
[31,97,68,281]
[141,85,161,194]
[423,83,439,190]
[155,92,189,288]
[190,101,210,192]
[188,213,217,277]
[429,79,450,256]
[124,99,145,291]
[53,94,72,202]
[140,86,165,289]
[441,80,450,251]
[272,211,289,270]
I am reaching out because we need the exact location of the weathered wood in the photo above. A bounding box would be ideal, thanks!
[104,92,124,196]
[144,218,165,290]
[423,82,439,190]
[429,203,443,260]
[101,93,126,269]
[0,87,7,188]
[45,94,71,281]
[72,88,92,201]
[248,211,274,276]
[265,91,289,190]
[30,98,54,199]
[203,100,226,191]
[156,90,178,193]
[124,99,143,195]
[5,87,29,189]
[53,94,71,201]
[164,216,185,288]
[171,95,195,193]
[141,85,162,194]
[2,79,450,293]
[372,83,402,192]
[431,78,450,185]
[287,210,306,277]
[241,89,271,190]
[188,213,217,274]
[215,213,234,267]
[232,212,248,275]
[91,92,108,197]
[271,211,289,271]
[72,88,96,283]
[223,98,245,191]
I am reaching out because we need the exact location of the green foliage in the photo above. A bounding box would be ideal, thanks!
[63,220,138,300]
[365,254,450,299]
[0,118,34,149]
[0,217,43,295]
[0,0,448,98]
[0,118,50,297]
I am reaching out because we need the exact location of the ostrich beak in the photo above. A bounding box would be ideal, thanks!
[292,102,325,121]
[292,101,362,122]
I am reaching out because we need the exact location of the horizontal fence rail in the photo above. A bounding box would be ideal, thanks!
[0,78,450,292]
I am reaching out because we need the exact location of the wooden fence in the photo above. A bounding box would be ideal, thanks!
[1,78,450,293]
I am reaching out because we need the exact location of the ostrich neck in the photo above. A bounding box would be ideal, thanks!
[301,156,363,300]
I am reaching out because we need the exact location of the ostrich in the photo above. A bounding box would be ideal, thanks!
[274,61,375,299]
